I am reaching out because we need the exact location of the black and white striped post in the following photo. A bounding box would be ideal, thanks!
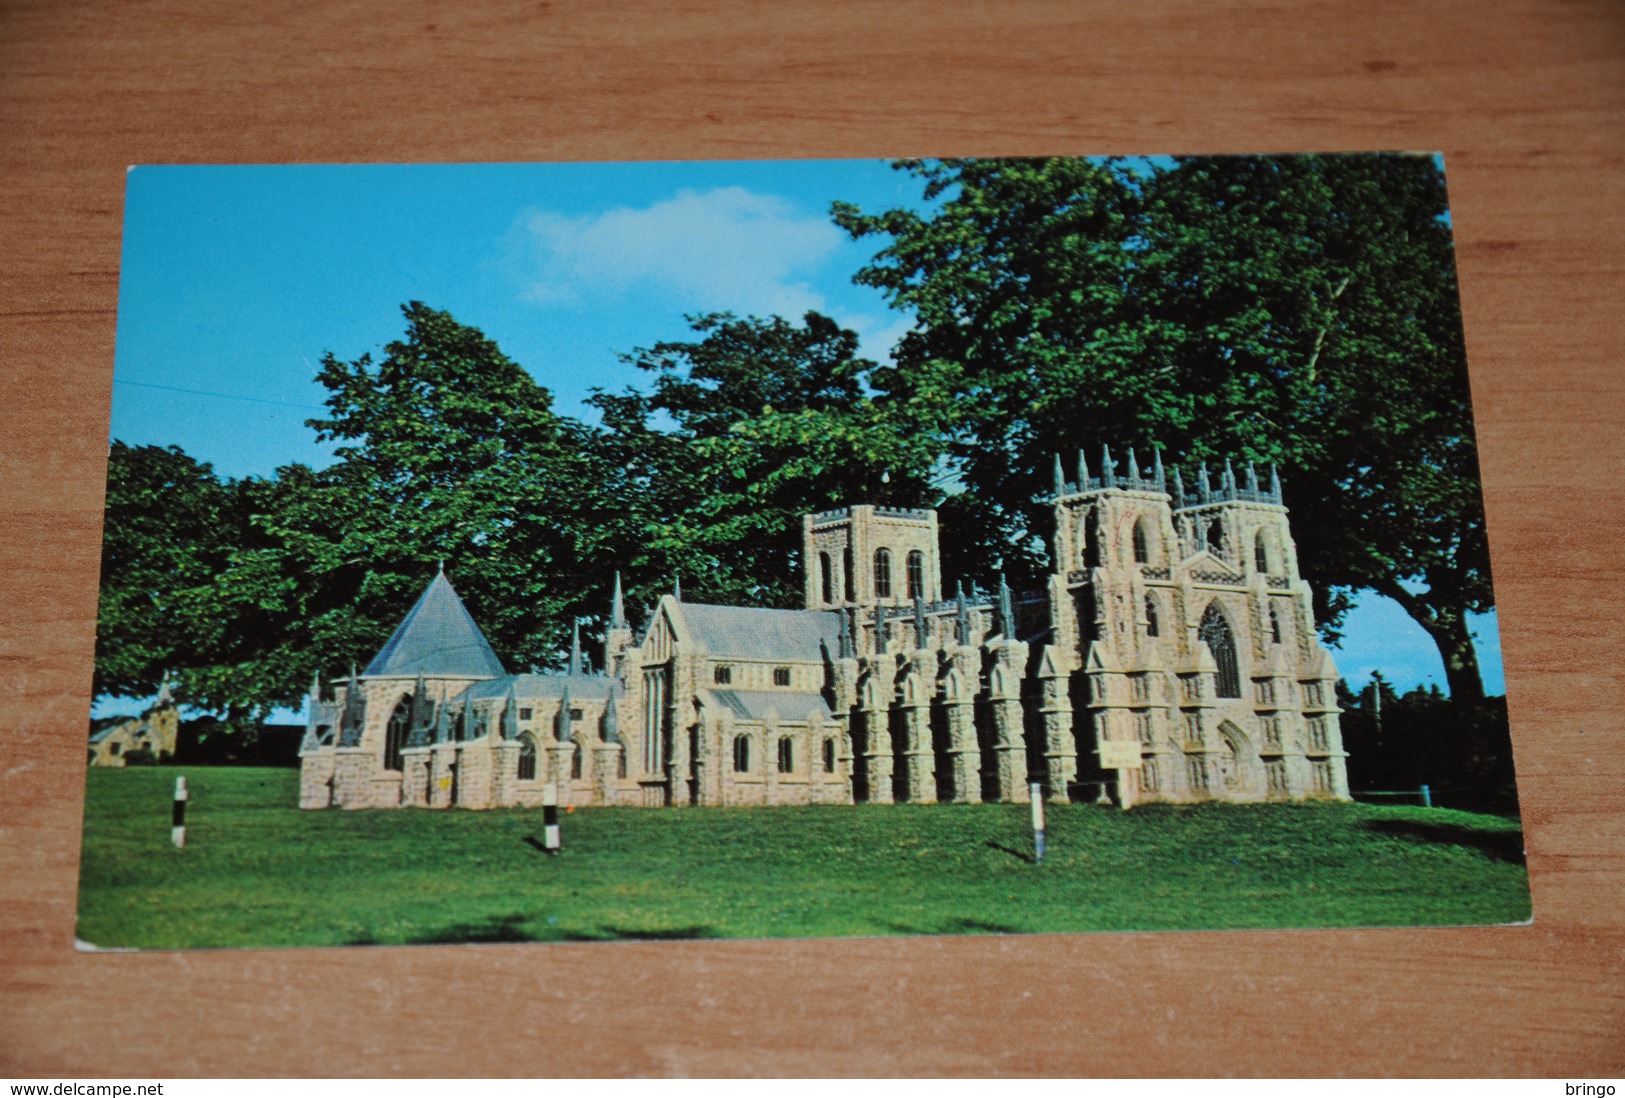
[1030,781,1045,864]
[542,783,561,853]
[171,776,188,849]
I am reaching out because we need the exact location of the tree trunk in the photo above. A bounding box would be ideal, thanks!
[1372,579,1486,702]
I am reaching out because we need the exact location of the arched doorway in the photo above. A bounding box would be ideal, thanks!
[1215,720,1266,801]
[384,696,411,772]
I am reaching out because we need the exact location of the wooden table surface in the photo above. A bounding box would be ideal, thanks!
[2,0,1622,1077]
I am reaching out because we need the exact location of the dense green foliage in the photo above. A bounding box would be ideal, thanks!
[836,155,1492,698]
[1339,675,1519,815]
[95,154,1501,728]
[78,769,1529,949]
[588,311,949,608]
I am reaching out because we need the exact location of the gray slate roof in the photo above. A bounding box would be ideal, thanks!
[708,689,833,724]
[363,571,507,679]
[677,603,842,661]
[458,673,623,704]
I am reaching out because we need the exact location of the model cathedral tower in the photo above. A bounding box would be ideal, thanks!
[300,448,1348,811]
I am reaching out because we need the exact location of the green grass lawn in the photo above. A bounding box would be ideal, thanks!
[76,767,1532,949]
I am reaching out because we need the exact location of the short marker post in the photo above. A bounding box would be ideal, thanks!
[1420,783,1432,809]
[171,776,188,849]
[1030,781,1045,864]
[542,783,561,854]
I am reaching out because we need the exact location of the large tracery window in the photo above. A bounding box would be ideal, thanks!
[1199,603,1242,699]
[906,551,924,600]
[732,735,751,774]
[874,548,893,598]
[777,736,794,774]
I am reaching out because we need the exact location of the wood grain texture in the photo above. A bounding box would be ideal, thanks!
[2,0,1622,1076]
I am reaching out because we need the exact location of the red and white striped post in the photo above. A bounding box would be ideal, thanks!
[172,776,188,849]
[542,783,561,853]
[1030,781,1045,863]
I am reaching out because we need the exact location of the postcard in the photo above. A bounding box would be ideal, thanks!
[79,155,1529,949]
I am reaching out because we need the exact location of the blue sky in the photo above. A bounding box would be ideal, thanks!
[104,159,1503,719]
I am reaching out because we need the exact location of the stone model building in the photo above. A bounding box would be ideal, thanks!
[299,447,1349,810]
[89,674,179,766]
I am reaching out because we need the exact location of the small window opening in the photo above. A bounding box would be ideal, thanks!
[906,551,924,600]
[874,548,893,598]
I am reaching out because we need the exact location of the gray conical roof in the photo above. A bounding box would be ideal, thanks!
[363,571,506,679]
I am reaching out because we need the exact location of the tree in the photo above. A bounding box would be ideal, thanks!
[590,311,951,609]
[836,155,1494,699]
[289,301,614,674]
[94,442,240,703]
[96,304,622,722]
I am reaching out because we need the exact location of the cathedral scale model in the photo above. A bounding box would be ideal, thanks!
[299,447,1349,810]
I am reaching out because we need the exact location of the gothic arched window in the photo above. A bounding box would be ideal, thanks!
[732,735,751,774]
[777,736,794,774]
[518,733,538,781]
[1269,605,1283,645]
[874,548,893,598]
[571,741,583,780]
[1083,509,1101,568]
[843,545,855,602]
[906,551,924,600]
[1206,518,1224,557]
[822,737,836,773]
[1255,530,1270,573]
[1132,519,1149,564]
[819,552,834,605]
[1145,594,1160,637]
[1199,603,1242,699]
[384,696,410,773]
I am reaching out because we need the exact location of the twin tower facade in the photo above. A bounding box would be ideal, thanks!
[298,447,1350,811]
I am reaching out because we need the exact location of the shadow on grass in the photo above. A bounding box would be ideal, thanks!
[1362,817,1527,865]
[985,839,1036,865]
[594,924,716,941]
[404,916,717,945]
[882,916,1025,936]
[409,913,536,944]
[945,917,1024,935]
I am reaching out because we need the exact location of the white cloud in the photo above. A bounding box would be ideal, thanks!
[518,187,844,320]
[839,310,915,364]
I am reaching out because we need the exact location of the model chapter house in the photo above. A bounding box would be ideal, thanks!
[299,447,1350,810]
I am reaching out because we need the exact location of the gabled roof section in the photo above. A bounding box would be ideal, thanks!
[706,689,833,724]
[458,672,623,704]
[673,602,842,661]
[363,571,507,679]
